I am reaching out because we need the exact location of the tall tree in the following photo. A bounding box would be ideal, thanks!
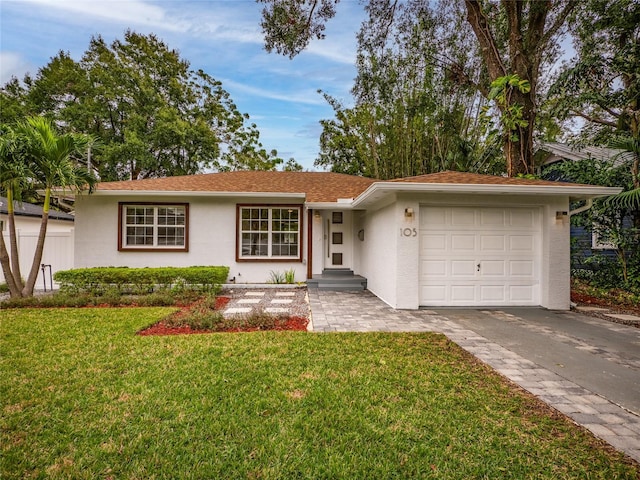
[549,0,639,196]
[258,0,576,176]
[1,31,284,181]
[0,117,96,298]
[316,1,500,179]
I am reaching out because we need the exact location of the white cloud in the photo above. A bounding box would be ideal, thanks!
[0,52,34,83]
[222,79,326,106]
[12,0,189,32]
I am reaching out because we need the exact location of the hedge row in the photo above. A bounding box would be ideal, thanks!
[54,266,230,294]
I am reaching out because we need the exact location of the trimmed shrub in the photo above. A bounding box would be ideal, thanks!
[54,266,229,294]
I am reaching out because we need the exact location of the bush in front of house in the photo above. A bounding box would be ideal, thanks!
[53,266,230,295]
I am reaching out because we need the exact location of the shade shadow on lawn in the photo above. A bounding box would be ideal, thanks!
[1,308,637,479]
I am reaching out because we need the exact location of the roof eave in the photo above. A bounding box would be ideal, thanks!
[75,190,307,199]
[351,182,622,207]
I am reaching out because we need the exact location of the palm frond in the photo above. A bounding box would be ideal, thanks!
[606,188,640,210]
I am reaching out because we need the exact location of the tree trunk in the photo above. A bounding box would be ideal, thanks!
[0,233,22,298]
[22,191,51,297]
[6,190,24,289]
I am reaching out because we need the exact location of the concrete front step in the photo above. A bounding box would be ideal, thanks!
[307,273,367,291]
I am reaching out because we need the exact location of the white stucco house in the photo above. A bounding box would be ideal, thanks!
[69,170,620,310]
[0,196,75,288]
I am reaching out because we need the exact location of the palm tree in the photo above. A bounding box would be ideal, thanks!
[7,117,96,297]
[0,125,33,297]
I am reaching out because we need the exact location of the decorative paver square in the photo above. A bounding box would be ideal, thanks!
[238,299,261,304]
[271,299,293,304]
[275,292,295,296]
[225,307,252,314]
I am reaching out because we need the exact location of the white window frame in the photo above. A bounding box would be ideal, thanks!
[237,205,302,261]
[119,203,188,251]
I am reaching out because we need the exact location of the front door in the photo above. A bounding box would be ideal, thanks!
[324,211,351,270]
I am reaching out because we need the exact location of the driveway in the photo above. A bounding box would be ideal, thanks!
[308,288,640,462]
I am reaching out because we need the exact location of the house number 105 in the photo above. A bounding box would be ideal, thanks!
[400,228,418,237]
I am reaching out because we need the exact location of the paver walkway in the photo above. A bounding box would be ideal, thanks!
[223,287,309,320]
[308,288,640,463]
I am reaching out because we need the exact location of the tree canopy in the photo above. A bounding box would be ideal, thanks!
[1,31,288,181]
[259,0,576,177]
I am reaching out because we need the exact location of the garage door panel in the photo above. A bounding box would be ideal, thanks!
[479,285,506,302]
[509,285,535,302]
[451,234,475,250]
[422,234,447,251]
[481,260,505,276]
[420,206,540,306]
[451,285,476,302]
[451,209,475,226]
[451,260,476,277]
[423,260,447,276]
[510,260,534,277]
[480,235,506,251]
[479,209,505,226]
[421,285,447,302]
[509,235,535,251]
[510,209,535,227]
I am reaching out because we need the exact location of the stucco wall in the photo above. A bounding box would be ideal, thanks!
[358,201,398,307]
[74,194,308,284]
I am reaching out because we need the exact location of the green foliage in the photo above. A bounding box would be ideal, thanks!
[268,270,287,284]
[1,31,283,180]
[54,266,229,294]
[284,268,296,284]
[258,0,338,58]
[549,0,640,144]
[546,157,639,289]
[316,3,503,178]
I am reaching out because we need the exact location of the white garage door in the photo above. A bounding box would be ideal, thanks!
[419,206,540,306]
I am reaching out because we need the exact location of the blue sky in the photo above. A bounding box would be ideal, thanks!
[0,0,367,170]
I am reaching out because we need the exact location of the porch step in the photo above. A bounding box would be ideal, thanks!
[307,270,367,291]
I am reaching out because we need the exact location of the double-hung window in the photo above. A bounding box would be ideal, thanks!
[238,205,301,260]
[119,203,188,251]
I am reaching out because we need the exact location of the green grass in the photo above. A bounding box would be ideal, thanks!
[1,309,637,479]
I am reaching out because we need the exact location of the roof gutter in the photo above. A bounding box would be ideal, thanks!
[569,198,593,217]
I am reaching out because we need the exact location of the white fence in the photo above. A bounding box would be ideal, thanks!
[1,229,74,290]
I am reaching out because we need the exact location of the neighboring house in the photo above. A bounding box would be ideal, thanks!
[0,197,75,289]
[68,170,619,310]
[537,142,627,261]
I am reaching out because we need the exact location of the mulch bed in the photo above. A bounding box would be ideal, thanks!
[137,295,309,336]
[571,291,640,316]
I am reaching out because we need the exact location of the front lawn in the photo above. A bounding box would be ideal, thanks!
[1,309,637,479]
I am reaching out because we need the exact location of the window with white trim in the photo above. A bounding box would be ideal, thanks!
[120,204,188,251]
[238,206,301,260]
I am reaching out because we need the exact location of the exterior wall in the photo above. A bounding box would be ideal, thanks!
[0,215,75,288]
[540,198,571,310]
[74,194,308,284]
[357,200,399,308]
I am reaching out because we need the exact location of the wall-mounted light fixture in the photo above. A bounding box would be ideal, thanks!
[404,207,414,219]
[555,211,567,224]
[314,210,321,219]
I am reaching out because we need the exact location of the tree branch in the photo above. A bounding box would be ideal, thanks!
[464,0,507,80]
[570,109,618,128]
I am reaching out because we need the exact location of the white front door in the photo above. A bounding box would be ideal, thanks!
[419,206,540,306]
[324,211,352,270]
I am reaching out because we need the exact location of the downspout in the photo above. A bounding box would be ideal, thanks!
[569,199,593,217]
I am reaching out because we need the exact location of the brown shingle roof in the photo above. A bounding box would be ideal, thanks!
[96,171,378,203]
[96,170,598,203]
[389,171,590,187]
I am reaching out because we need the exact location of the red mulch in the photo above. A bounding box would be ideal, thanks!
[571,291,640,316]
[137,296,309,336]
